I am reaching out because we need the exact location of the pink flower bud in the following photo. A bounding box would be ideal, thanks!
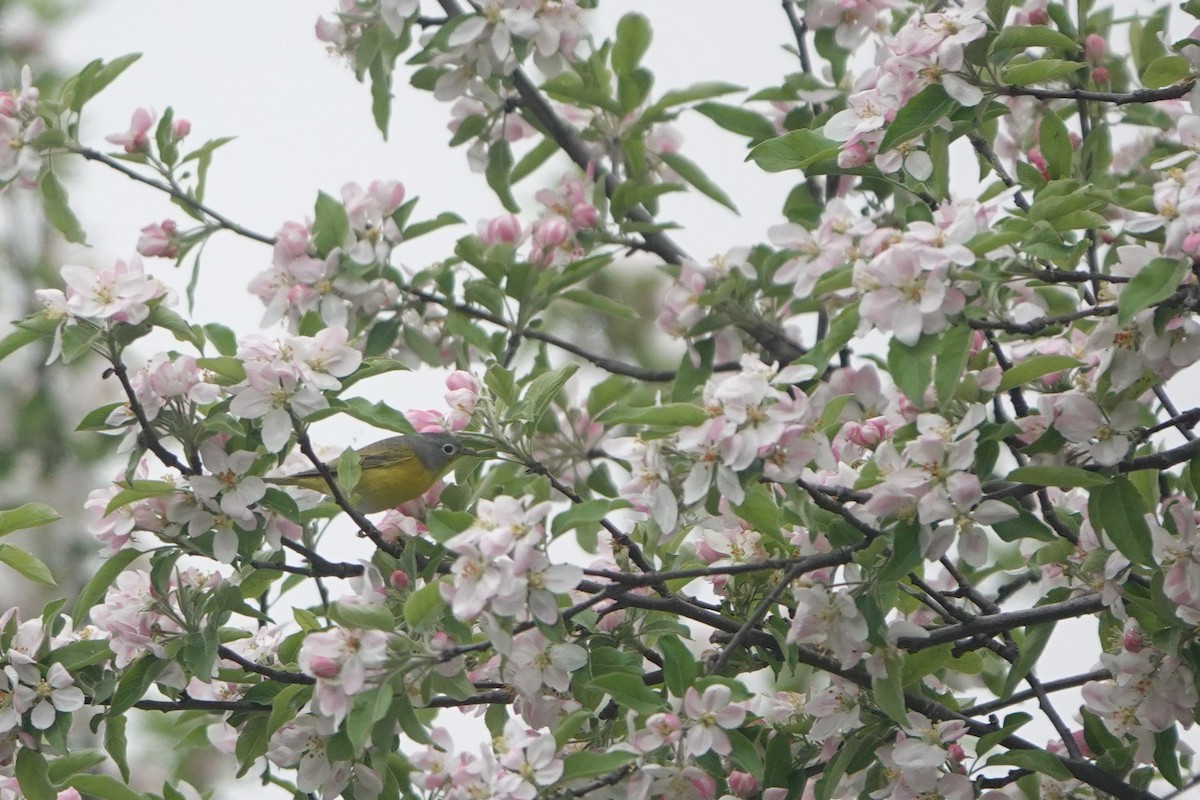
[172,118,191,140]
[728,770,758,797]
[1084,34,1107,64]
[532,216,572,251]
[1028,146,1049,180]
[947,742,966,763]
[137,220,180,258]
[1028,7,1049,24]
[390,570,409,592]
[1123,628,1144,652]
[0,94,16,117]
[1183,231,1200,258]
[688,770,717,800]
[446,370,478,393]
[1092,66,1110,85]
[481,213,523,245]
[571,202,599,229]
[307,656,340,679]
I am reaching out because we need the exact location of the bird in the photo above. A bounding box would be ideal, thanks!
[268,432,470,513]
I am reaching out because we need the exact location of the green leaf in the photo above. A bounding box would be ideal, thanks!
[0,317,57,363]
[347,684,394,752]
[887,337,935,406]
[1038,112,1072,180]
[109,656,166,716]
[694,102,776,141]
[311,191,350,256]
[328,601,395,631]
[104,714,130,782]
[589,672,664,714]
[650,81,743,111]
[658,635,697,698]
[0,503,60,537]
[403,212,464,240]
[561,288,641,319]
[486,140,519,213]
[1155,726,1183,788]
[658,151,738,212]
[727,728,765,778]
[612,13,652,75]
[369,56,393,140]
[1090,476,1154,566]
[0,544,55,585]
[976,715,1033,761]
[40,171,87,244]
[66,53,142,114]
[747,129,840,173]
[1001,59,1086,85]
[986,749,1072,781]
[511,137,559,184]
[16,748,56,800]
[45,752,108,785]
[1000,622,1054,698]
[1118,257,1188,325]
[74,548,142,623]
[597,403,709,427]
[879,520,923,583]
[1141,55,1191,89]
[203,323,238,356]
[871,650,908,724]
[559,750,638,782]
[403,581,445,629]
[879,84,956,154]
[337,446,362,494]
[935,326,973,405]
[997,354,1084,392]
[991,26,1080,55]
[520,363,578,427]
[550,499,628,537]
[104,480,178,515]
[1006,465,1110,489]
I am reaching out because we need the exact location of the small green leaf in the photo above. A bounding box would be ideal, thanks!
[40,171,87,244]
[935,326,973,405]
[1001,59,1086,85]
[879,84,956,154]
[747,129,840,173]
[486,140,519,213]
[559,750,638,782]
[520,363,578,427]
[311,191,350,256]
[0,544,55,585]
[1090,476,1154,566]
[1000,622,1054,698]
[16,748,56,800]
[597,403,709,427]
[694,102,776,141]
[203,323,238,356]
[659,151,738,212]
[1006,465,1110,489]
[0,503,60,537]
[997,354,1084,392]
[104,714,130,782]
[658,635,698,698]
[991,26,1080,55]
[887,337,935,406]
[403,212,464,240]
[650,81,742,111]
[986,749,1072,781]
[0,317,57,363]
[328,601,395,631]
[550,499,629,537]
[104,480,178,515]
[1118,257,1188,325]
[512,137,559,183]
[871,650,908,725]
[612,13,652,75]
[1038,112,1071,180]
[337,447,362,494]
[369,57,393,139]
[403,581,445,629]
[561,288,641,319]
[589,673,664,714]
[1141,54,1191,89]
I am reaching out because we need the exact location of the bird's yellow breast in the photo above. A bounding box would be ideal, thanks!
[280,456,437,513]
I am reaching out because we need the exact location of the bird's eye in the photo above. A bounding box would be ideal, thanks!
[443,443,456,454]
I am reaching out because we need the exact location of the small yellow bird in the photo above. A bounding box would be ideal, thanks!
[270,432,470,513]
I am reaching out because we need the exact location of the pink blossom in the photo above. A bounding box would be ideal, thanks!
[106,107,156,153]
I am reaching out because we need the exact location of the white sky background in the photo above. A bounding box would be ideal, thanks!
[32,0,1200,795]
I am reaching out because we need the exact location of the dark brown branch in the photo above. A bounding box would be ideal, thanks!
[72,146,275,245]
[106,359,195,475]
[895,594,1105,651]
[993,79,1195,105]
[968,303,1116,334]
[218,645,314,685]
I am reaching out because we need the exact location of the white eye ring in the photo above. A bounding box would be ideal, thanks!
[443,444,456,454]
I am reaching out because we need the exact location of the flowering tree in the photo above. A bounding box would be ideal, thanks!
[3,0,1200,798]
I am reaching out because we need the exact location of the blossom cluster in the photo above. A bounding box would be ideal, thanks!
[476,170,600,267]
